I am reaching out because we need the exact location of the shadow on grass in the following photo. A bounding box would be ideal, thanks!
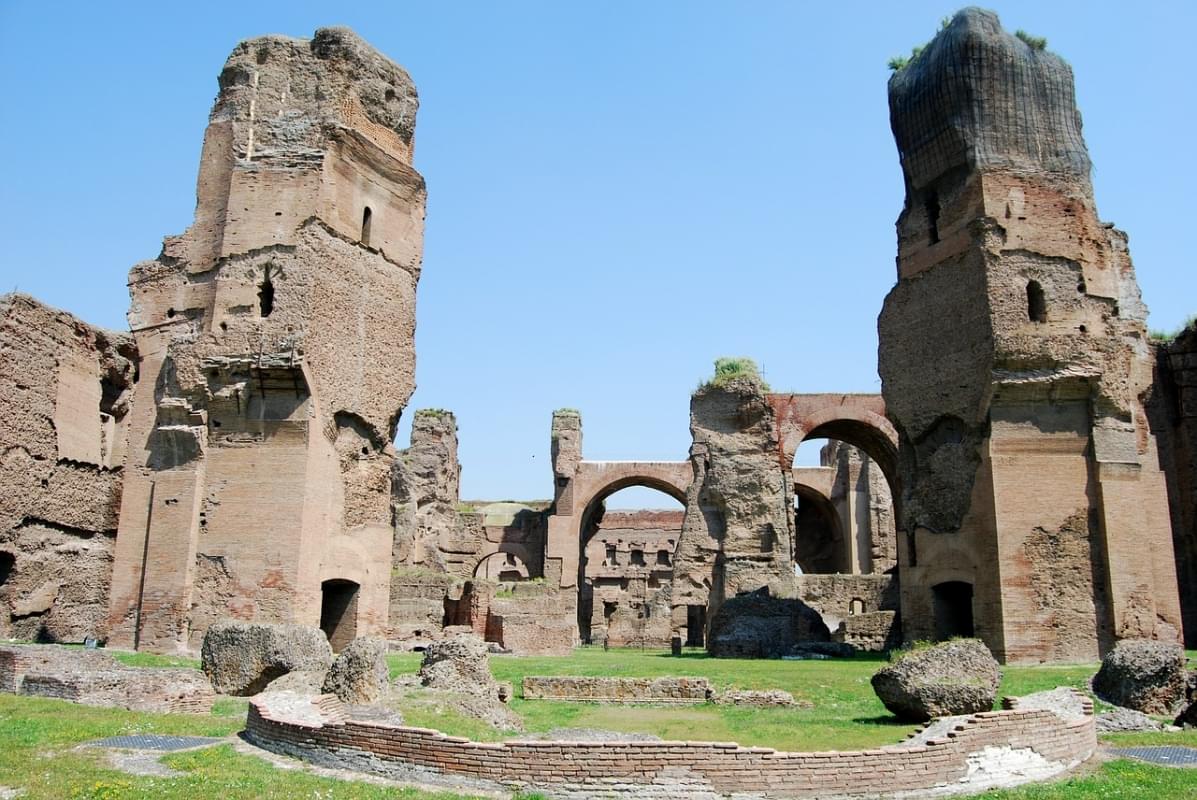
[851,715,908,727]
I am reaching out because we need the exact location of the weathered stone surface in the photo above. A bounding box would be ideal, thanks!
[201,621,333,696]
[414,632,521,730]
[0,645,214,713]
[707,588,830,659]
[418,633,495,696]
[1092,638,1188,715]
[262,669,327,695]
[107,26,426,653]
[0,295,135,643]
[392,410,462,574]
[879,7,1181,663]
[522,676,712,704]
[671,367,795,644]
[712,689,802,707]
[322,636,388,704]
[1098,706,1169,732]
[871,639,1001,721]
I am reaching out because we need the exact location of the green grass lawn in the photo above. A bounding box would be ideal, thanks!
[386,646,1101,752]
[1,645,1196,798]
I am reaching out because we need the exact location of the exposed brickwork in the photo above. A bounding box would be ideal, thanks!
[0,295,135,643]
[522,676,711,703]
[0,645,215,713]
[246,691,1095,798]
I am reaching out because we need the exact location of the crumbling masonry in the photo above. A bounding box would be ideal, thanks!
[0,12,1191,662]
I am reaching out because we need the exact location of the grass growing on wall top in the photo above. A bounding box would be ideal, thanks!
[703,356,769,391]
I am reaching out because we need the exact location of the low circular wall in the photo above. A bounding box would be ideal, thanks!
[245,690,1096,799]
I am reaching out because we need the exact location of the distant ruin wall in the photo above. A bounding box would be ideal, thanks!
[0,294,135,643]
[522,676,711,704]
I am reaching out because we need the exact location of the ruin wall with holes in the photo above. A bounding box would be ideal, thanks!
[878,9,1180,663]
[0,295,136,643]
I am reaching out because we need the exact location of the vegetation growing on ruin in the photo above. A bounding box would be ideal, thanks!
[553,407,580,416]
[887,15,950,71]
[1016,29,1048,50]
[415,408,454,418]
[704,357,770,391]
[1150,314,1196,342]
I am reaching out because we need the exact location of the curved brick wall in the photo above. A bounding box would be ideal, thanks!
[245,691,1096,798]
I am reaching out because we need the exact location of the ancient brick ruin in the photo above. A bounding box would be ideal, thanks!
[878,9,1180,663]
[0,12,1191,667]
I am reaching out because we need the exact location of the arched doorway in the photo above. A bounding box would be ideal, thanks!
[577,482,685,646]
[320,579,359,653]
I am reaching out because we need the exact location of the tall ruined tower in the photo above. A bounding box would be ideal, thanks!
[107,28,426,652]
[879,9,1180,662]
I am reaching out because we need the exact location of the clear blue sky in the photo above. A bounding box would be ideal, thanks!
[2,2,1193,508]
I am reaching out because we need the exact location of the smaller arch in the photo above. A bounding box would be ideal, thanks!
[320,579,359,653]
[475,551,530,582]
[361,206,373,247]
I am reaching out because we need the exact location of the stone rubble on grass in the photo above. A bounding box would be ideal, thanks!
[322,637,389,705]
[870,639,1001,722]
[201,621,333,696]
[1091,638,1189,715]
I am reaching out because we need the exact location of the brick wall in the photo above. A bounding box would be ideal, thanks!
[246,691,1096,798]
[522,676,711,703]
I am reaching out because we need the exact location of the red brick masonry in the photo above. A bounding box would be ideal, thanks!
[246,691,1096,798]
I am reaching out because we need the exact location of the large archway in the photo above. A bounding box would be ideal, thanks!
[576,481,685,645]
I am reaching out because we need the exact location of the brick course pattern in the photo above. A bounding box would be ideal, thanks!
[522,676,711,704]
[246,691,1096,798]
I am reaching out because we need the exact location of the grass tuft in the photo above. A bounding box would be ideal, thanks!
[1015,29,1048,51]
[703,357,769,391]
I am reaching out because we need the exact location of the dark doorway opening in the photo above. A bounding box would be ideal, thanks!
[686,604,706,647]
[320,579,359,653]
[0,551,14,586]
[932,581,975,639]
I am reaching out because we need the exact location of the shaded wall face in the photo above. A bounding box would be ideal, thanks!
[1149,328,1197,645]
[108,28,424,653]
[879,8,1180,662]
[0,295,135,643]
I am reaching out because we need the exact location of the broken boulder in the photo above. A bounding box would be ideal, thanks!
[1092,638,1188,715]
[322,636,389,705]
[418,632,497,696]
[201,620,333,696]
[871,639,1001,721]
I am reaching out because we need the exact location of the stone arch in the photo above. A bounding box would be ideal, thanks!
[571,468,688,644]
[474,550,531,581]
[780,408,898,489]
